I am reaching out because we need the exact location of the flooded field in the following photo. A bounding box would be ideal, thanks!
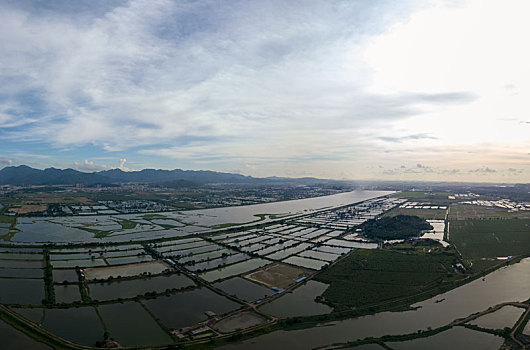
[0,319,50,350]
[213,311,268,333]
[200,258,270,282]
[0,268,43,278]
[221,258,530,350]
[258,280,332,317]
[98,302,172,347]
[283,256,328,270]
[142,287,241,330]
[84,261,169,280]
[0,278,45,304]
[12,307,44,324]
[245,263,309,289]
[213,277,274,302]
[388,326,503,349]
[0,192,419,348]
[54,284,81,304]
[88,273,195,301]
[6,190,392,244]
[468,305,525,329]
[52,269,78,283]
[13,221,95,243]
[42,307,104,346]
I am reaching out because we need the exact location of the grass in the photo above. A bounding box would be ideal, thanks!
[211,214,272,229]
[315,247,462,309]
[77,227,112,239]
[384,207,447,220]
[449,219,530,259]
[391,191,453,200]
[0,215,17,241]
[0,215,16,226]
[449,204,530,220]
[142,214,168,220]
[118,219,138,230]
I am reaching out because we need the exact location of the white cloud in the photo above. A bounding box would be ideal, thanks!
[73,160,113,172]
[0,0,529,181]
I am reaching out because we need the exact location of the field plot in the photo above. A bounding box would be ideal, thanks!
[105,255,153,265]
[51,258,106,268]
[212,311,267,333]
[213,277,274,302]
[84,260,169,280]
[186,253,249,272]
[142,287,241,330]
[178,248,236,265]
[384,207,447,220]
[0,259,43,268]
[449,204,530,220]
[54,284,81,304]
[314,245,351,255]
[449,219,530,258]
[0,268,43,278]
[315,249,460,308]
[245,263,309,289]
[258,280,332,317]
[325,239,378,249]
[0,278,44,304]
[41,307,104,346]
[52,269,78,283]
[0,319,50,350]
[283,256,327,270]
[299,249,341,262]
[98,302,172,347]
[265,243,311,260]
[50,252,94,260]
[420,220,448,247]
[88,273,195,301]
[0,252,43,260]
[387,326,504,350]
[12,308,44,324]
[200,258,270,282]
[468,305,525,329]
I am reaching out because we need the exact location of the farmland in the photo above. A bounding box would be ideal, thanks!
[449,204,530,220]
[449,219,530,259]
[384,207,447,220]
[1,188,529,349]
[315,247,463,309]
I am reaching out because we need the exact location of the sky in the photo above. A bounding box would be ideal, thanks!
[0,0,529,182]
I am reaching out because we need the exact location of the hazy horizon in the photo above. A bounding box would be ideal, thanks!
[1,0,529,183]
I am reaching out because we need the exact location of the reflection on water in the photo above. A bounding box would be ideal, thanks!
[258,280,332,317]
[388,326,503,350]
[469,305,525,330]
[0,319,50,350]
[220,258,530,350]
[8,190,392,243]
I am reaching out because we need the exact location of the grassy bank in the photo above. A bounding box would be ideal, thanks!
[315,246,462,308]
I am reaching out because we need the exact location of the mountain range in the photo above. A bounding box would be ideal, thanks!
[0,165,324,186]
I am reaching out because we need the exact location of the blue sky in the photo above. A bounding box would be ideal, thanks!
[1,0,529,182]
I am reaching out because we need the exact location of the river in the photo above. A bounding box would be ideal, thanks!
[9,190,393,244]
[220,258,530,349]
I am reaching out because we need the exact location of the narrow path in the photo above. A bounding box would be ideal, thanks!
[511,307,530,349]
[449,301,528,326]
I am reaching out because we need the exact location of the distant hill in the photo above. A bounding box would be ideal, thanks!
[0,165,332,186]
[0,165,110,186]
[98,168,259,184]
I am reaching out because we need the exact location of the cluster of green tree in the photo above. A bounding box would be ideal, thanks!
[359,215,432,240]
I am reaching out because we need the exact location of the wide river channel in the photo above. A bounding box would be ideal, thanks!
[220,258,530,349]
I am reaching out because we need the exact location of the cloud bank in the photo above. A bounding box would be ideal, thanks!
[0,0,529,182]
